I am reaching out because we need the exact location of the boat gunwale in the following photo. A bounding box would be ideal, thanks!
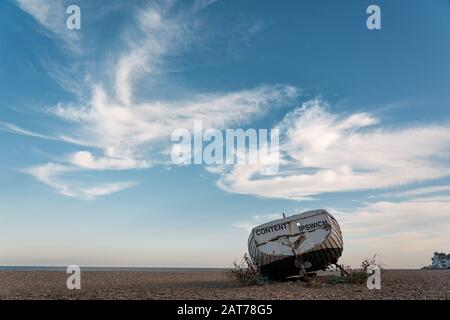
[250,210,335,246]
[250,209,330,232]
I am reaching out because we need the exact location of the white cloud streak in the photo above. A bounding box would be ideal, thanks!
[0,121,54,141]
[24,163,136,200]
[15,0,80,52]
[217,100,450,200]
[390,185,450,198]
[11,1,298,199]
[193,0,219,12]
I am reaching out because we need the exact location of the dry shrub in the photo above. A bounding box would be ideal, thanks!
[227,254,268,286]
[347,270,368,284]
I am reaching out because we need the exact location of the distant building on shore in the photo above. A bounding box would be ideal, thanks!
[431,252,450,269]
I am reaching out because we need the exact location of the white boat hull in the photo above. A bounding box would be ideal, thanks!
[248,209,343,279]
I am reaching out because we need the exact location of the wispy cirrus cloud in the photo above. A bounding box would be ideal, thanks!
[216,100,450,200]
[0,121,55,141]
[24,163,137,200]
[53,84,296,164]
[379,185,450,198]
[193,0,219,12]
[6,1,298,199]
[15,0,80,51]
[69,151,150,170]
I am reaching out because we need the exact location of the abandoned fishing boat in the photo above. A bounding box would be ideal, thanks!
[248,209,343,279]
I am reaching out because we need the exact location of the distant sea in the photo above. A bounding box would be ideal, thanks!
[0,266,228,272]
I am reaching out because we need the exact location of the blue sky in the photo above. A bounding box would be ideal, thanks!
[1,0,450,268]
